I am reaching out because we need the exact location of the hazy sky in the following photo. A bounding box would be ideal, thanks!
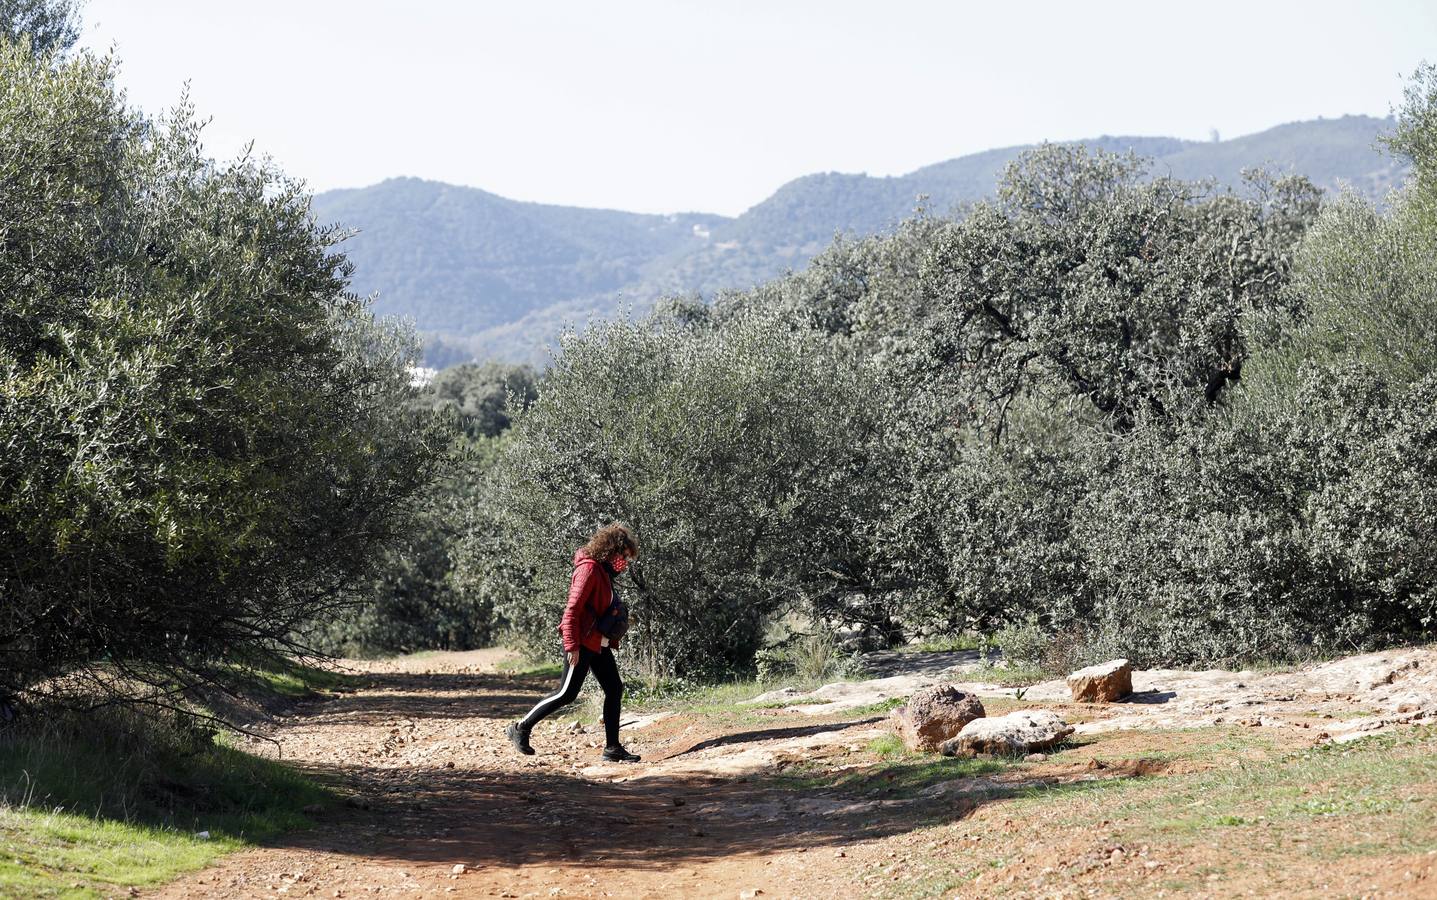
[81,1,1435,216]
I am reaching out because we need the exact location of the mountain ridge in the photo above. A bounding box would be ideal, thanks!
[311,114,1405,366]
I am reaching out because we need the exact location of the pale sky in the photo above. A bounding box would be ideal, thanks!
[80,0,1436,217]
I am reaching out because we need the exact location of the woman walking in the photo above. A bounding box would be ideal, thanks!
[507,523,641,763]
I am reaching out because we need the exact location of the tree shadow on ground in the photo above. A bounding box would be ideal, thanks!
[274,754,1164,873]
[671,718,885,757]
[297,671,561,724]
[251,681,1168,874]
[1120,690,1179,704]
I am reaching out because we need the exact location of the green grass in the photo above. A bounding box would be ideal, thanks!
[624,674,855,715]
[848,697,906,716]
[776,733,1014,801]
[238,655,361,699]
[0,808,236,899]
[973,663,1051,687]
[1064,727,1437,845]
[496,657,565,678]
[875,726,1437,897]
[0,741,328,899]
[907,635,984,653]
[0,685,339,897]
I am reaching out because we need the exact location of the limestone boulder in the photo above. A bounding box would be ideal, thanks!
[939,709,1074,756]
[890,684,986,752]
[1067,658,1133,703]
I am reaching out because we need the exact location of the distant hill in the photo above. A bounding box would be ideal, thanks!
[311,115,1406,366]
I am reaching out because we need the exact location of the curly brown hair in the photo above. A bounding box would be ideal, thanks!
[583,522,638,563]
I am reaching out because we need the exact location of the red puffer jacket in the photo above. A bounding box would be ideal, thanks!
[558,550,617,654]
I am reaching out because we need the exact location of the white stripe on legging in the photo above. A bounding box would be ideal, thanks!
[521,657,580,725]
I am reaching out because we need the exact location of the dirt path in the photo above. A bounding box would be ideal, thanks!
[151,652,899,899]
[148,648,1437,899]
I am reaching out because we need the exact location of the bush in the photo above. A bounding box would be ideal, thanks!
[754,624,860,682]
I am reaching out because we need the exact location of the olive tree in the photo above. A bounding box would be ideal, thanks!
[0,43,445,706]
[0,0,80,55]
[483,307,889,677]
[917,145,1319,437]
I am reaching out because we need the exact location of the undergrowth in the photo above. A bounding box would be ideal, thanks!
[0,661,341,898]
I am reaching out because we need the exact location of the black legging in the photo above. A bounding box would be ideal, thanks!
[519,646,624,748]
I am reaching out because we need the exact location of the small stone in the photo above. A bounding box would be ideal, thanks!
[444,761,456,769]
[452,864,467,875]
[739,890,764,899]
[1024,752,1047,762]
[673,797,686,807]
[835,850,846,858]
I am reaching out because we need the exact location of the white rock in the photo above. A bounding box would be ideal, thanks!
[940,710,1074,756]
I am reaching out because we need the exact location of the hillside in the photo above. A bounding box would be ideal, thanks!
[312,115,1406,365]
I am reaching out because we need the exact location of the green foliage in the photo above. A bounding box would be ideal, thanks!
[1386,63,1437,206]
[0,44,445,704]
[315,434,509,655]
[358,68,1437,674]
[0,0,80,56]
[479,307,888,677]
[753,625,860,682]
[919,145,1319,434]
[418,360,538,439]
[315,361,536,655]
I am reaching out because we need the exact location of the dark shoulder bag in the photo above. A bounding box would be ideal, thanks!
[595,585,630,640]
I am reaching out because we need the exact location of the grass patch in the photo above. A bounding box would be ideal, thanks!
[776,733,1015,801]
[237,654,360,700]
[906,635,984,653]
[887,726,1437,897]
[974,663,1050,687]
[0,705,335,898]
[848,697,905,716]
[867,734,907,757]
[624,674,854,715]
[496,657,564,679]
[1010,726,1437,850]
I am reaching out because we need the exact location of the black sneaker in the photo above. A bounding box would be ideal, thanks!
[506,722,534,755]
[602,745,641,763]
